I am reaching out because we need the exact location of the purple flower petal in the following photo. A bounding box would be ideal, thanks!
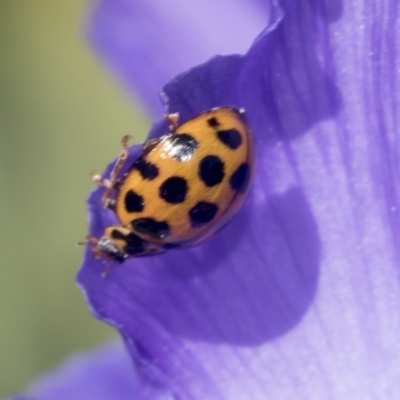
[79,0,400,399]
[13,341,173,400]
[87,0,274,115]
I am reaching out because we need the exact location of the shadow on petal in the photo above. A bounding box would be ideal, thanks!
[87,187,320,347]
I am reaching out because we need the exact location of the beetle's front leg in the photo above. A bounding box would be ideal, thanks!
[92,135,131,210]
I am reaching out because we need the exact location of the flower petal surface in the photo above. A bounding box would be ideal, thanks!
[12,341,173,400]
[87,0,272,115]
[80,0,400,399]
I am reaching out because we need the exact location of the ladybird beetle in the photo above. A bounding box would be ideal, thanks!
[84,107,253,267]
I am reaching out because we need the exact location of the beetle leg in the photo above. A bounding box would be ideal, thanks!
[101,261,112,278]
[76,236,103,259]
[142,137,162,154]
[165,112,179,130]
[92,135,131,209]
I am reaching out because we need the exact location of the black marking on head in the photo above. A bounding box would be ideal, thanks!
[189,201,219,227]
[207,117,220,128]
[217,128,242,150]
[132,217,170,239]
[124,190,145,213]
[133,157,159,180]
[111,229,148,255]
[199,155,225,187]
[229,163,251,193]
[168,133,199,162]
[159,176,188,204]
[110,229,124,240]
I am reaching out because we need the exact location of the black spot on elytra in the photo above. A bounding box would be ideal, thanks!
[124,190,144,213]
[169,133,199,162]
[133,157,159,180]
[132,218,170,239]
[159,176,188,204]
[189,201,219,227]
[199,155,225,187]
[230,163,251,193]
[217,128,242,150]
[207,117,220,127]
[111,229,148,255]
